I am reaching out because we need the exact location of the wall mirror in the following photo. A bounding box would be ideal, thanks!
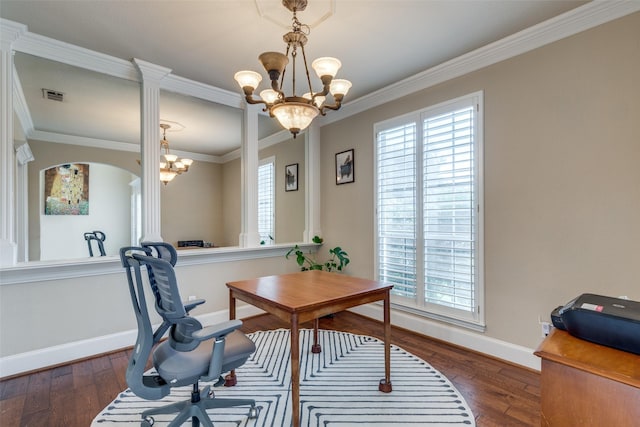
[14,52,141,261]
[12,50,307,263]
[157,89,301,249]
[158,89,243,248]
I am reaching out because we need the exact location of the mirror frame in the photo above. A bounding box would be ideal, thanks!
[0,17,321,281]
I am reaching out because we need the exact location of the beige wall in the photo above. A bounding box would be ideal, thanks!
[0,256,301,356]
[219,138,307,247]
[221,158,241,246]
[161,160,225,247]
[320,12,640,349]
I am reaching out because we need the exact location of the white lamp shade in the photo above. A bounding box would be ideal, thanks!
[174,161,185,170]
[312,57,341,78]
[160,169,177,184]
[163,153,178,163]
[181,158,193,167]
[260,89,280,104]
[234,70,262,90]
[271,102,319,133]
[330,79,352,96]
[303,92,326,108]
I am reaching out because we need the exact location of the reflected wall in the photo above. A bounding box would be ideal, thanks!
[27,140,139,260]
[259,138,305,244]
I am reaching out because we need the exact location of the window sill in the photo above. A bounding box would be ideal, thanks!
[391,302,487,333]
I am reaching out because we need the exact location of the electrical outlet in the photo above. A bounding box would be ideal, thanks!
[541,321,552,337]
[188,295,197,301]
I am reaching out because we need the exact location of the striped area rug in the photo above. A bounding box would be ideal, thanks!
[92,329,475,426]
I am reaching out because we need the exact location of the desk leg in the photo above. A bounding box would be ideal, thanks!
[312,318,322,353]
[291,313,300,427]
[225,292,238,387]
[378,291,393,393]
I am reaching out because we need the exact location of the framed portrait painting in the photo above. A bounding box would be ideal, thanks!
[335,149,354,185]
[285,163,298,191]
[44,163,90,215]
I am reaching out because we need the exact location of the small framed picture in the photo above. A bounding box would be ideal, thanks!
[285,163,298,191]
[335,149,354,185]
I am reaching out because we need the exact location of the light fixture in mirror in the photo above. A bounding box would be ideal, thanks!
[159,90,243,249]
[159,123,193,185]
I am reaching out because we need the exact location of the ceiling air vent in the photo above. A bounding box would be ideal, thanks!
[42,88,64,102]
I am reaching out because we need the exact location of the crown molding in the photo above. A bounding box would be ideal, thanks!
[319,1,640,126]
[28,130,138,152]
[0,18,26,50]
[162,73,244,109]
[27,129,222,164]
[11,27,138,82]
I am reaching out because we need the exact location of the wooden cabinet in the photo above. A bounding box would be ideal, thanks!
[534,329,640,427]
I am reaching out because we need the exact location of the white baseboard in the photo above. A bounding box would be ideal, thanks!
[1,303,539,378]
[349,304,540,371]
[0,305,264,378]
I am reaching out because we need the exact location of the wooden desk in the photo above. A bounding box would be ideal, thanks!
[534,329,640,426]
[226,270,394,427]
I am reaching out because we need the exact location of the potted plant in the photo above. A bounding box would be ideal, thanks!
[285,236,350,272]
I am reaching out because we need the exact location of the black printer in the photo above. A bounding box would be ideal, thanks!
[551,293,640,355]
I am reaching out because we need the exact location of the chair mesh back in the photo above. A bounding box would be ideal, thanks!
[120,247,170,400]
[133,254,186,320]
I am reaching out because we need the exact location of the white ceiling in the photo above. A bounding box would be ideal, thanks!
[2,0,589,157]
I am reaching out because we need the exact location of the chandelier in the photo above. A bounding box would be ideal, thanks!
[234,0,351,138]
[159,123,193,185]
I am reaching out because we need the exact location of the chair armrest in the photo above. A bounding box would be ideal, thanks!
[184,299,205,313]
[191,319,243,341]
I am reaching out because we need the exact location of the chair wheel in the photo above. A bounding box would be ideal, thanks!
[248,406,259,419]
[142,415,154,426]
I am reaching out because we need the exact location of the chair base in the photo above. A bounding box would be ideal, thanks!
[140,384,256,427]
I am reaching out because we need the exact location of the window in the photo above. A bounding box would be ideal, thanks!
[258,157,275,245]
[375,92,484,328]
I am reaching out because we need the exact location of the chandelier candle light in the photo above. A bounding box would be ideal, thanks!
[159,123,193,185]
[234,0,351,138]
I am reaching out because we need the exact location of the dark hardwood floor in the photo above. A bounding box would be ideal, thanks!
[0,311,540,426]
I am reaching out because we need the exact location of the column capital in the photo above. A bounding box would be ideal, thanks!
[132,58,172,84]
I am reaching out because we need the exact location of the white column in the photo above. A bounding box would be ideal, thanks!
[0,21,25,266]
[15,142,34,262]
[239,105,261,247]
[132,59,171,243]
[304,123,322,242]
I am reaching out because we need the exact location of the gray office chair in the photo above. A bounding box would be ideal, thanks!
[120,245,258,427]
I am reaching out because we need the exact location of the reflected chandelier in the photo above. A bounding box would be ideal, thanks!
[234,0,351,138]
[159,123,193,185]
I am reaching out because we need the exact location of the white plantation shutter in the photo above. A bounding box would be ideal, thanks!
[375,93,483,327]
[258,158,274,245]
[376,123,418,298]
[423,107,475,311]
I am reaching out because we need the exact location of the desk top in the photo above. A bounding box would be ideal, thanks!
[535,329,640,388]
[227,270,392,314]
